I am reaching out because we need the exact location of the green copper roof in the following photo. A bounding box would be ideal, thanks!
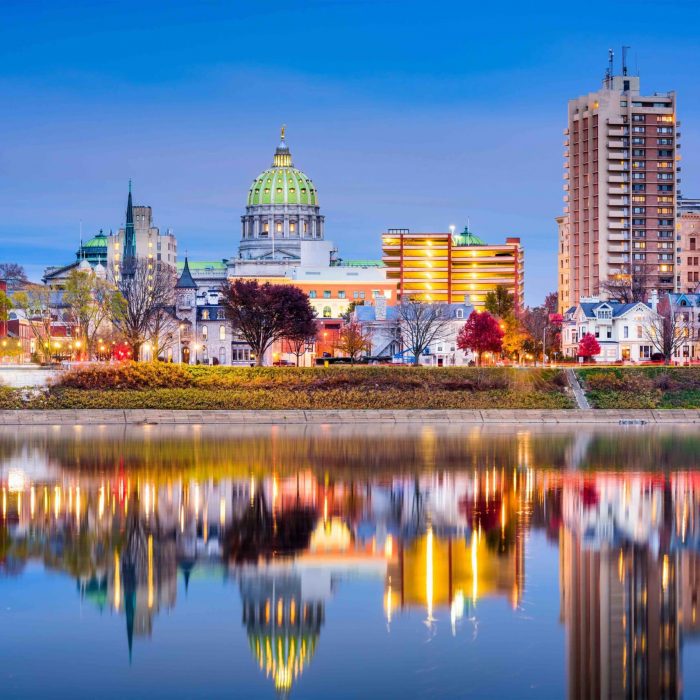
[176,260,227,271]
[340,259,384,268]
[82,232,108,249]
[452,226,485,247]
[246,132,318,207]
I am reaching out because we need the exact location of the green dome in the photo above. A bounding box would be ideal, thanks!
[82,231,108,249]
[246,132,318,207]
[452,226,485,247]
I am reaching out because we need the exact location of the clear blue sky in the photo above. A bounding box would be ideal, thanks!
[1,0,699,304]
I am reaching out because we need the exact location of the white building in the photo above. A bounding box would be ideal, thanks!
[354,298,475,365]
[561,297,660,362]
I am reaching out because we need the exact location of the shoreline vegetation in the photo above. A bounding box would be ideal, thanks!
[1,364,699,410]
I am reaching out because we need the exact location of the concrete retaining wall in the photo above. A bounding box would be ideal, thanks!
[1,409,700,425]
[0,366,60,388]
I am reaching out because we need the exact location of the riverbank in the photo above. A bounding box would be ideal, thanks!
[2,408,699,425]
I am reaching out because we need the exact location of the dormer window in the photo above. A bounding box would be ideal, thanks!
[456,309,464,319]
[596,308,612,320]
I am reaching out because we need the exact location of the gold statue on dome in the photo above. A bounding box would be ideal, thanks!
[281,124,286,140]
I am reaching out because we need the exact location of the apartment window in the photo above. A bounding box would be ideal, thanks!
[623,326,629,339]
[219,325,225,341]
[632,149,645,157]
[594,325,600,338]
[606,327,612,339]
[691,238,696,251]
[632,184,646,192]
[657,127,673,134]
[658,184,673,192]
[632,114,645,122]
[632,196,646,203]
[633,242,646,250]
[201,326,208,340]
[309,290,317,299]
[353,291,359,299]
[657,138,673,146]
[632,126,645,134]
[632,173,645,180]
[323,290,331,299]
[322,306,332,318]
[658,150,674,158]
[359,291,366,299]
[338,290,346,299]
[632,137,645,145]
[637,325,643,339]
[632,207,645,214]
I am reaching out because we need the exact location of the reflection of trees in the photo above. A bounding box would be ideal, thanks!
[223,491,317,564]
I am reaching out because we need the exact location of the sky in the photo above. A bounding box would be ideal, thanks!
[1,0,699,305]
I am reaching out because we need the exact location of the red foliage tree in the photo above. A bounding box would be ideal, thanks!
[456,311,504,365]
[220,280,317,366]
[577,333,601,361]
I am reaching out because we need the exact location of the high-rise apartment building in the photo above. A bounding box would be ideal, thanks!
[678,197,700,293]
[559,58,680,310]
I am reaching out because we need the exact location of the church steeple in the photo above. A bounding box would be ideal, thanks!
[123,180,136,267]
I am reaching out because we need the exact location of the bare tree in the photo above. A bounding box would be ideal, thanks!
[111,260,175,360]
[644,296,687,364]
[0,263,29,291]
[600,266,651,303]
[396,298,451,364]
[12,284,56,362]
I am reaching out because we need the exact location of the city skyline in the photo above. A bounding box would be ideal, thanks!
[2,1,700,304]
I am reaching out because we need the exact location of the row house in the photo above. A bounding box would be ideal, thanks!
[668,293,700,361]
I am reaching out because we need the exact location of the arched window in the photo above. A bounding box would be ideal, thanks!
[201,310,209,320]
[219,346,226,365]
[201,326,208,340]
[456,308,464,319]
[219,324,226,341]
[323,306,332,318]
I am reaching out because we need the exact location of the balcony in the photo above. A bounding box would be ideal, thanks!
[608,197,629,206]
[608,174,629,184]
[609,221,630,230]
[608,163,629,172]
[607,140,625,148]
[608,128,629,137]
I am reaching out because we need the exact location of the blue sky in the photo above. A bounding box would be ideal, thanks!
[1,0,699,304]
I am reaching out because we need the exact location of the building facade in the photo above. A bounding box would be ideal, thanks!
[381,228,524,311]
[678,197,700,294]
[354,298,475,365]
[561,298,660,362]
[560,60,680,310]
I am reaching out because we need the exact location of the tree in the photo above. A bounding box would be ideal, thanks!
[457,311,504,365]
[0,263,29,292]
[282,315,319,366]
[395,298,451,365]
[577,333,601,361]
[599,266,651,304]
[12,284,56,362]
[501,313,529,363]
[0,289,11,335]
[63,268,121,359]
[111,259,173,361]
[644,296,687,365]
[336,319,371,363]
[484,285,514,319]
[220,280,317,366]
[340,300,364,322]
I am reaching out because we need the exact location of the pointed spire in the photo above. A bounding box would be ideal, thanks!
[175,256,197,289]
[123,180,136,268]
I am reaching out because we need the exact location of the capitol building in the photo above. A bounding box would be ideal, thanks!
[239,127,326,262]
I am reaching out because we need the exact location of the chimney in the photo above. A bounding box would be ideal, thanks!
[648,289,659,312]
[375,294,387,321]
[463,294,471,306]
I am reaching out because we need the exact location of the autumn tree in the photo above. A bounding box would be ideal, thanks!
[0,263,29,292]
[282,315,319,366]
[63,268,122,359]
[12,284,56,362]
[220,280,317,366]
[501,313,529,363]
[0,289,11,335]
[484,285,514,319]
[395,298,451,365]
[336,319,371,363]
[456,311,504,365]
[644,296,687,365]
[111,259,173,361]
[577,333,601,362]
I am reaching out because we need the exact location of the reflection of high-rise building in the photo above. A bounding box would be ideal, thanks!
[560,477,681,700]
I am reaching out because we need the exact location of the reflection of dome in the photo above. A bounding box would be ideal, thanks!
[240,571,324,695]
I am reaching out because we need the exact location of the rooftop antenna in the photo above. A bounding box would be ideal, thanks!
[606,48,614,86]
[79,219,83,257]
[622,46,630,76]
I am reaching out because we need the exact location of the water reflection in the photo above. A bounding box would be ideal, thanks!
[1,425,700,698]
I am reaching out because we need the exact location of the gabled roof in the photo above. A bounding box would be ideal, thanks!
[576,301,651,319]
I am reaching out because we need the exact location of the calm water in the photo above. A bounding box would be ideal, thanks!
[2,424,700,699]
